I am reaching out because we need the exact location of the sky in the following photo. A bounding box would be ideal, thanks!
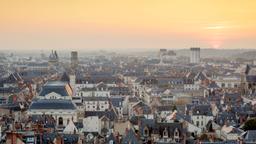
[0,0,256,51]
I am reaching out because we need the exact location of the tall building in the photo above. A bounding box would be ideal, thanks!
[71,51,78,68]
[190,47,200,64]
[159,49,167,64]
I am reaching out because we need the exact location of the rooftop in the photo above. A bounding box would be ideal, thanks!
[29,99,76,110]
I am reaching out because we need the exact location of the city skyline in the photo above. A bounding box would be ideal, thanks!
[0,0,256,51]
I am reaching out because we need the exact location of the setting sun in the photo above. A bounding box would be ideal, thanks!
[0,0,256,50]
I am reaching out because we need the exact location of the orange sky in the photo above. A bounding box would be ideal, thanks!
[0,0,256,51]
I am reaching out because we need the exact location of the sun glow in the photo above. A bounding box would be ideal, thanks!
[0,0,256,50]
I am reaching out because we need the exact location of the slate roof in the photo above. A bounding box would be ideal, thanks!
[129,115,146,125]
[60,72,70,82]
[0,72,22,84]
[19,70,50,80]
[110,97,124,107]
[128,96,139,103]
[84,109,118,121]
[0,87,23,94]
[176,113,191,122]
[132,101,152,114]
[42,133,79,144]
[156,105,174,112]
[156,121,183,138]
[82,96,109,101]
[224,93,241,104]
[192,104,212,116]
[243,130,256,142]
[29,99,76,110]
[121,128,140,144]
[246,75,256,83]
[38,81,72,96]
[139,118,156,135]
[76,76,122,84]
[74,122,83,129]
[27,62,48,67]
[207,82,220,89]
[109,86,132,95]
[216,112,237,126]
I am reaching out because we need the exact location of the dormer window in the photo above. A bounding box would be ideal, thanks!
[144,127,149,137]
[174,128,179,137]
[163,128,168,138]
[174,128,180,142]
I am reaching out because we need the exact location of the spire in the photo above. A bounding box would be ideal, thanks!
[245,64,250,75]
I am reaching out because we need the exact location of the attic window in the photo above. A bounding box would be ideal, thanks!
[144,127,149,137]
[163,128,168,137]
[174,128,179,137]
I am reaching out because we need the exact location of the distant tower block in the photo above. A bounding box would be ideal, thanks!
[190,47,200,64]
[159,49,167,64]
[71,51,78,68]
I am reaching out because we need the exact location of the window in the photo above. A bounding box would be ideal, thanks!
[144,127,149,137]
[109,140,114,144]
[174,128,179,137]
[174,128,179,142]
[228,83,231,88]
[27,137,34,142]
[58,117,63,125]
[221,83,225,88]
[196,121,199,127]
[163,128,168,138]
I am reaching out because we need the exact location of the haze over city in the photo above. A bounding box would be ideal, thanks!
[1,1,256,144]
[1,0,256,51]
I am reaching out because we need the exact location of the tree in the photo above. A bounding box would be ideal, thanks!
[172,105,177,111]
[243,118,256,131]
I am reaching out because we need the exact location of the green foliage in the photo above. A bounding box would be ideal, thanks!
[243,118,256,131]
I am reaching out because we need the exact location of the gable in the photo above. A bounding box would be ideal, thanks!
[45,92,62,99]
